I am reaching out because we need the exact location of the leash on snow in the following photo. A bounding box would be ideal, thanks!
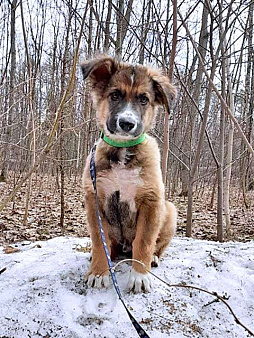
[90,143,150,338]
[90,143,254,338]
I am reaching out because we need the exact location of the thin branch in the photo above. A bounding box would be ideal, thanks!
[177,7,254,157]
[150,130,190,171]
[109,258,254,337]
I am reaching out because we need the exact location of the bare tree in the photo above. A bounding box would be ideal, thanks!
[1,0,18,180]
[0,0,253,243]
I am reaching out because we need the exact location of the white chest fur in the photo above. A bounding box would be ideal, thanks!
[97,162,143,211]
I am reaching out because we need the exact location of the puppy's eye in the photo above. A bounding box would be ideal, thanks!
[110,91,121,101]
[139,95,149,105]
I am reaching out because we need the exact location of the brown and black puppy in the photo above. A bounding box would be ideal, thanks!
[82,56,177,293]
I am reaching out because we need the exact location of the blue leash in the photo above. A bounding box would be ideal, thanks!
[89,143,150,338]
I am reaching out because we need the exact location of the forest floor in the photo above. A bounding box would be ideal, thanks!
[0,173,254,246]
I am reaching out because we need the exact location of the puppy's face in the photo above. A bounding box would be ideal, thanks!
[81,57,177,140]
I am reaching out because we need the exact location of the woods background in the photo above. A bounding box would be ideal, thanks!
[0,0,253,245]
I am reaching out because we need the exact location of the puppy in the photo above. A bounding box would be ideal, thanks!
[82,56,177,293]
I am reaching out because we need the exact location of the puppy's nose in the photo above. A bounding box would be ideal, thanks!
[119,118,136,132]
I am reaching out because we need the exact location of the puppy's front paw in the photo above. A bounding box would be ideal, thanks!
[127,269,152,293]
[85,273,110,289]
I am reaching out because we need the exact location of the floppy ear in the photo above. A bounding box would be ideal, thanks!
[81,56,118,90]
[149,72,178,112]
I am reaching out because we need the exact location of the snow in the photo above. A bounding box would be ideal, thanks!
[0,236,253,338]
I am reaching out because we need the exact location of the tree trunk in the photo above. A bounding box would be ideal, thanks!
[179,3,209,196]
[224,47,235,237]
[8,0,17,133]
[246,2,254,190]
[116,0,124,56]
[104,0,113,51]
[20,0,36,227]
[59,6,72,230]
[2,0,17,178]
[186,67,216,237]
[217,1,226,243]
[161,0,177,185]
[224,120,234,236]
[138,0,151,64]
[88,0,93,58]
[115,0,133,57]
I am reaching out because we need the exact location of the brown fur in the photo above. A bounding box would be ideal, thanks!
[82,56,177,292]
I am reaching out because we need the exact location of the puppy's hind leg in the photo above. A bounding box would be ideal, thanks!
[152,201,177,267]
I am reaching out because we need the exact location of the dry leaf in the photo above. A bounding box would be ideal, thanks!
[75,244,91,253]
[4,246,20,254]
[32,244,42,249]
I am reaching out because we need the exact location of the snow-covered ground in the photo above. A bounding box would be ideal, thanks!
[0,236,253,338]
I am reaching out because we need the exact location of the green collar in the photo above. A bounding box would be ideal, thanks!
[101,132,146,148]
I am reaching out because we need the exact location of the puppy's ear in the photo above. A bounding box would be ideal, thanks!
[149,71,177,112]
[81,56,118,88]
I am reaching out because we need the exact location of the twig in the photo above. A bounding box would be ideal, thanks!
[104,258,254,337]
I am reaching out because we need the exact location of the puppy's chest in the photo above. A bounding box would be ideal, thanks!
[97,148,143,207]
